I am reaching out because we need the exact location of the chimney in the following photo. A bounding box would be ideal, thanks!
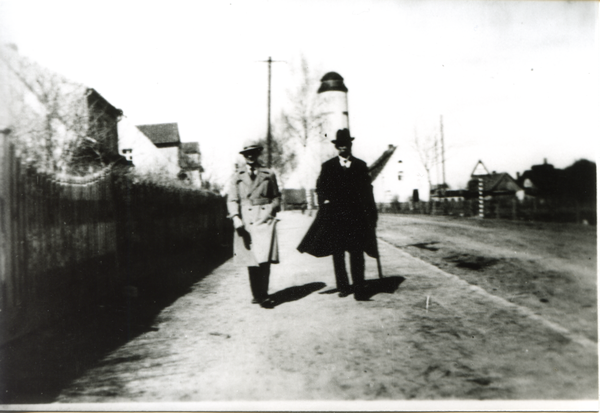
[516,172,521,179]
[543,158,547,164]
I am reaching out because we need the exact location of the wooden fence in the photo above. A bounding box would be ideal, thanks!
[378,197,596,224]
[0,132,231,345]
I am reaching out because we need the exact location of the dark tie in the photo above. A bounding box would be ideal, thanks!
[250,167,256,180]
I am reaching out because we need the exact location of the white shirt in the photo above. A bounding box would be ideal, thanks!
[246,164,257,177]
[339,156,352,169]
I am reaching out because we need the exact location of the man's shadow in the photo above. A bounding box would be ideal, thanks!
[319,276,405,301]
[268,282,327,307]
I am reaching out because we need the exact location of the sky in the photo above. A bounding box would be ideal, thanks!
[1,0,598,189]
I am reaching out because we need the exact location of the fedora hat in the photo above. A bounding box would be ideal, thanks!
[239,144,264,155]
[331,128,355,145]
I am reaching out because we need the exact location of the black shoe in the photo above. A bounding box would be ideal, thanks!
[260,298,275,309]
[338,287,353,298]
[354,286,370,301]
[253,295,269,304]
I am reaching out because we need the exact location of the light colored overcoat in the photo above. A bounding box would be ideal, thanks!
[227,163,281,267]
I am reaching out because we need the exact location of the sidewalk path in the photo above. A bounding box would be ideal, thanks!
[56,211,597,402]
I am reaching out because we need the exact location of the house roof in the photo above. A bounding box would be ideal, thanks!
[472,172,520,192]
[470,160,490,177]
[181,142,200,154]
[368,145,397,182]
[137,123,181,146]
[86,88,122,118]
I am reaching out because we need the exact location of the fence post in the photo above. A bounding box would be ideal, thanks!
[0,128,13,308]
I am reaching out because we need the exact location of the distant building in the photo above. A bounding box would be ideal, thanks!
[318,71,349,159]
[284,71,351,207]
[137,123,181,166]
[74,88,123,166]
[1,44,125,172]
[371,144,431,203]
[467,160,523,200]
[117,117,179,177]
[179,141,203,188]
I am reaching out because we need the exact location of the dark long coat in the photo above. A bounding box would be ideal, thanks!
[227,163,281,267]
[297,156,378,258]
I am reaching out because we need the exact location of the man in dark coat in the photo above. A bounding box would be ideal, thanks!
[297,129,378,300]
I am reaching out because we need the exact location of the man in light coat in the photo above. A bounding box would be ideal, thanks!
[227,143,280,308]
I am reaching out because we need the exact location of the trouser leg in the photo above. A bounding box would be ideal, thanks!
[260,262,270,297]
[349,250,365,286]
[332,250,350,291]
[248,263,270,300]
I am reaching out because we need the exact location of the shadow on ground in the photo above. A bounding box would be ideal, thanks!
[319,276,405,301]
[268,282,327,307]
[0,248,231,404]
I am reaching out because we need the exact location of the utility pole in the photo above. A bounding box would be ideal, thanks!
[258,56,285,168]
[440,115,446,193]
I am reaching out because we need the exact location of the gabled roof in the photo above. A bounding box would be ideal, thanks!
[137,123,181,146]
[470,160,490,177]
[368,145,397,182]
[86,88,122,118]
[471,172,521,192]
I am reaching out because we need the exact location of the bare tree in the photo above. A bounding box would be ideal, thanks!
[412,126,439,191]
[280,55,325,149]
[278,55,326,208]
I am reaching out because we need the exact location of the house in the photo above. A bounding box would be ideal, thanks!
[136,123,181,166]
[1,44,125,173]
[117,117,180,177]
[178,141,203,188]
[371,144,431,203]
[467,160,523,200]
[369,144,397,182]
[72,88,123,167]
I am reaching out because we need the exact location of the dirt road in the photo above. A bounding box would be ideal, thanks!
[376,214,598,343]
[48,212,596,403]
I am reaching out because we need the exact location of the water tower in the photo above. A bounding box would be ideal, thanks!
[318,72,349,159]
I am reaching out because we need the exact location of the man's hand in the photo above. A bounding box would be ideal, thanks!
[232,215,244,229]
[234,226,251,249]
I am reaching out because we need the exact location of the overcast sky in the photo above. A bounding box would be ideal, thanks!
[1,0,598,188]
